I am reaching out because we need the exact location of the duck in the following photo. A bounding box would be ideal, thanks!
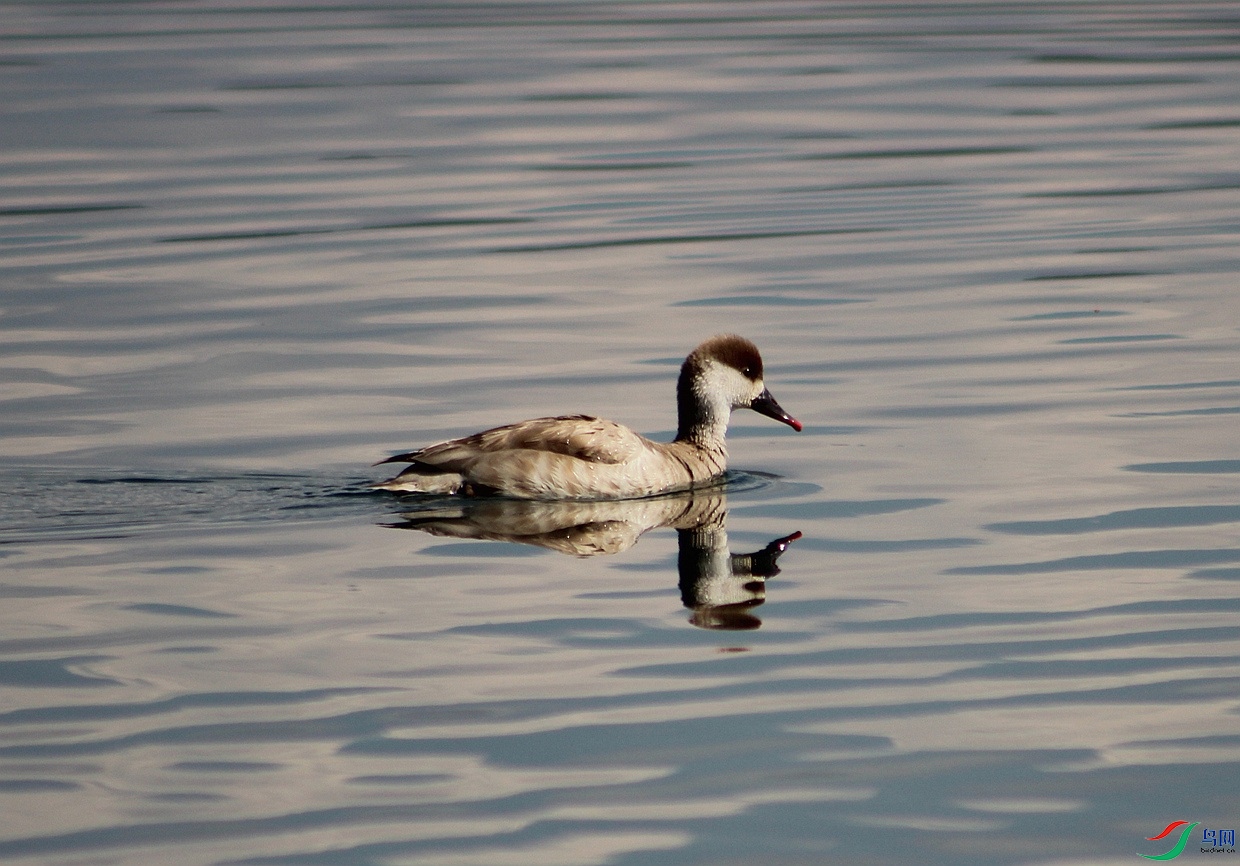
[372,334,802,500]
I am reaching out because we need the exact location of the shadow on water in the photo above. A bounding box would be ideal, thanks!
[383,484,801,630]
[1,467,803,630]
[0,468,379,545]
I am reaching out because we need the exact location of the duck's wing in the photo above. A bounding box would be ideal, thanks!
[381,415,646,470]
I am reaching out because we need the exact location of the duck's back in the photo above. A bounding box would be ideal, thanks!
[420,414,643,466]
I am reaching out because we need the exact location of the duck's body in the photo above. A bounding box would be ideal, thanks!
[373,334,801,500]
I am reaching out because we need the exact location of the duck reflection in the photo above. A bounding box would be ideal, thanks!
[383,489,799,630]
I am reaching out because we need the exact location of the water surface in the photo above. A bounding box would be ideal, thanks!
[2,2,1239,864]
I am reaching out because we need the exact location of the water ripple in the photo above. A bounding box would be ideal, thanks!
[3,2,1239,864]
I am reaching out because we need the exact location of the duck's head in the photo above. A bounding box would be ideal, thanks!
[678,334,803,435]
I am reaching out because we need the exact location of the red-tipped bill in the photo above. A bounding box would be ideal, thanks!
[751,388,802,431]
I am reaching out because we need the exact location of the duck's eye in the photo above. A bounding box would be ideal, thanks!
[742,366,755,378]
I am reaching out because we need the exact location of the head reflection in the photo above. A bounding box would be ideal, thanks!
[382,489,799,630]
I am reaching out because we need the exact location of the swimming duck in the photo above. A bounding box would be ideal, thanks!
[373,334,801,500]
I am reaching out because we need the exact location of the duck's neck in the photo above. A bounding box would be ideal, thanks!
[675,370,730,450]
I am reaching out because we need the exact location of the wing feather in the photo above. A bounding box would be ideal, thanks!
[385,415,645,471]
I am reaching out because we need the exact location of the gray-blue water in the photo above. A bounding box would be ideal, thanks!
[2,2,1239,863]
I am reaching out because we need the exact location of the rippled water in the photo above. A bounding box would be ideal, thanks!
[3,2,1240,864]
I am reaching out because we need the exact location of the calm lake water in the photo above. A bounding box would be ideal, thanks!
[3,2,1239,864]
